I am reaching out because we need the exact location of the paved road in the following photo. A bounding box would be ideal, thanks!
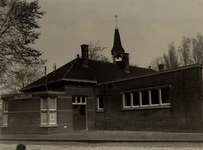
[0,141,203,150]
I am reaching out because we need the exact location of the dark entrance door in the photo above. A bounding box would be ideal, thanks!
[73,105,86,130]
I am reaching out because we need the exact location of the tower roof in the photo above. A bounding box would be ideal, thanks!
[111,28,125,58]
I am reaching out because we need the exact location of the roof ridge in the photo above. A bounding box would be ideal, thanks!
[88,59,113,64]
[64,58,79,77]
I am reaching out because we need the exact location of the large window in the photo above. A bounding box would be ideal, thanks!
[2,101,8,126]
[122,86,170,109]
[97,96,104,111]
[41,97,57,126]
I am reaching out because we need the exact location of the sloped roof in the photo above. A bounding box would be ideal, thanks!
[21,58,155,91]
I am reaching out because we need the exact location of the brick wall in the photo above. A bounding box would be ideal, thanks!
[1,92,72,134]
[1,97,46,134]
[95,67,203,132]
[64,84,95,131]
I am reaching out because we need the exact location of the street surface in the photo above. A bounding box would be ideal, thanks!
[0,141,203,150]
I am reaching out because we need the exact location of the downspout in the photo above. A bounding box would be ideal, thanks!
[44,66,48,91]
[104,84,107,130]
[181,69,188,129]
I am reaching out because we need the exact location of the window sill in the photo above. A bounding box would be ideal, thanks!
[122,105,171,111]
[96,109,104,113]
[40,124,58,128]
[1,125,8,128]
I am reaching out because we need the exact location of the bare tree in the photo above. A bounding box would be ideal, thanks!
[178,36,193,66]
[149,33,203,70]
[192,33,203,64]
[162,54,169,69]
[0,0,45,69]
[88,41,110,62]
[0,62,44,94]
[149,56,163,71]
[149,42,179,70]
[167,42,179,68]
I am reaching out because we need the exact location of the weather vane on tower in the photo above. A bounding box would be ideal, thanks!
[115,14,118,29]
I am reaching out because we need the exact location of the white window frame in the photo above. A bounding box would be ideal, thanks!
[97,96,104,111]
[141,90,150,107]
[122,86,170,109]
[159,88,170,106]
[72,96,86,105]
[123,93,131,108]
[132,92,140,108]
[150,89,160,106]
[40,97,57,126]
[2,101,8,126]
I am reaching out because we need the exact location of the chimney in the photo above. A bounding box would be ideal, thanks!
[81,44,89,67]
[158,64,164,71]
[123,53,130,73]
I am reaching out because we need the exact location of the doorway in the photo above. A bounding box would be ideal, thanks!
[73,105,86,130]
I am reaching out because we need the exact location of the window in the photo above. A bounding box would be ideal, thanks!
[73,105,79,114]
[151,89,159,105]
[72,96,86,105]
[41,97,57,126]
[73,105,86,115]
[142,91,149,106]
[132,92,140,106]
[122,86,170,109]
[97,96,104,111]
[161,88,169,104]
[2,101,8,126]
[124,93,131,107]
[80,106,86,115]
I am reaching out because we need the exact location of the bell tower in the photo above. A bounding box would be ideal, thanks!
[111,15,125,64]
[111,15,130,73]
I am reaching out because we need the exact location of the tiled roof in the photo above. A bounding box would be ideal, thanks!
[21,58,155,91]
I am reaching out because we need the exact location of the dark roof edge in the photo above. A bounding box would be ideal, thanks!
[61,78,97,84]
[20,78,97,92]
[96,64,203,86]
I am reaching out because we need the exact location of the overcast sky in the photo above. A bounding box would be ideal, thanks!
[28,0,203,72]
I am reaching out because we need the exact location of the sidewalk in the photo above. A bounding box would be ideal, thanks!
[0,130,203,142]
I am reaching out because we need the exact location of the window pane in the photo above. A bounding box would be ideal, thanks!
[41,113,47,124]
[82,97,86,103]
[42,99,47,109]
[4,101,8,111]
[3,114,8,125]
[77,97,81,103]
[161,88,169,103]
[80,106,86,115]
[98,97,103,108]
[151,89,159,104]
[73,105,78,114]
[72,97,76,103]
[142,91,149,105]
[124,93,131,106]
[133,92,139,106]
[49,112,56,124]
[49,98,56,109]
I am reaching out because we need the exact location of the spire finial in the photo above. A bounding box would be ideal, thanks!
[115,14,118,29]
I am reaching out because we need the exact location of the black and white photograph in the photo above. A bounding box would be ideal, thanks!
[0,0,203,149]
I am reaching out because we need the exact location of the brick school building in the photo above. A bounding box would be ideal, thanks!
[1,26,203,134]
